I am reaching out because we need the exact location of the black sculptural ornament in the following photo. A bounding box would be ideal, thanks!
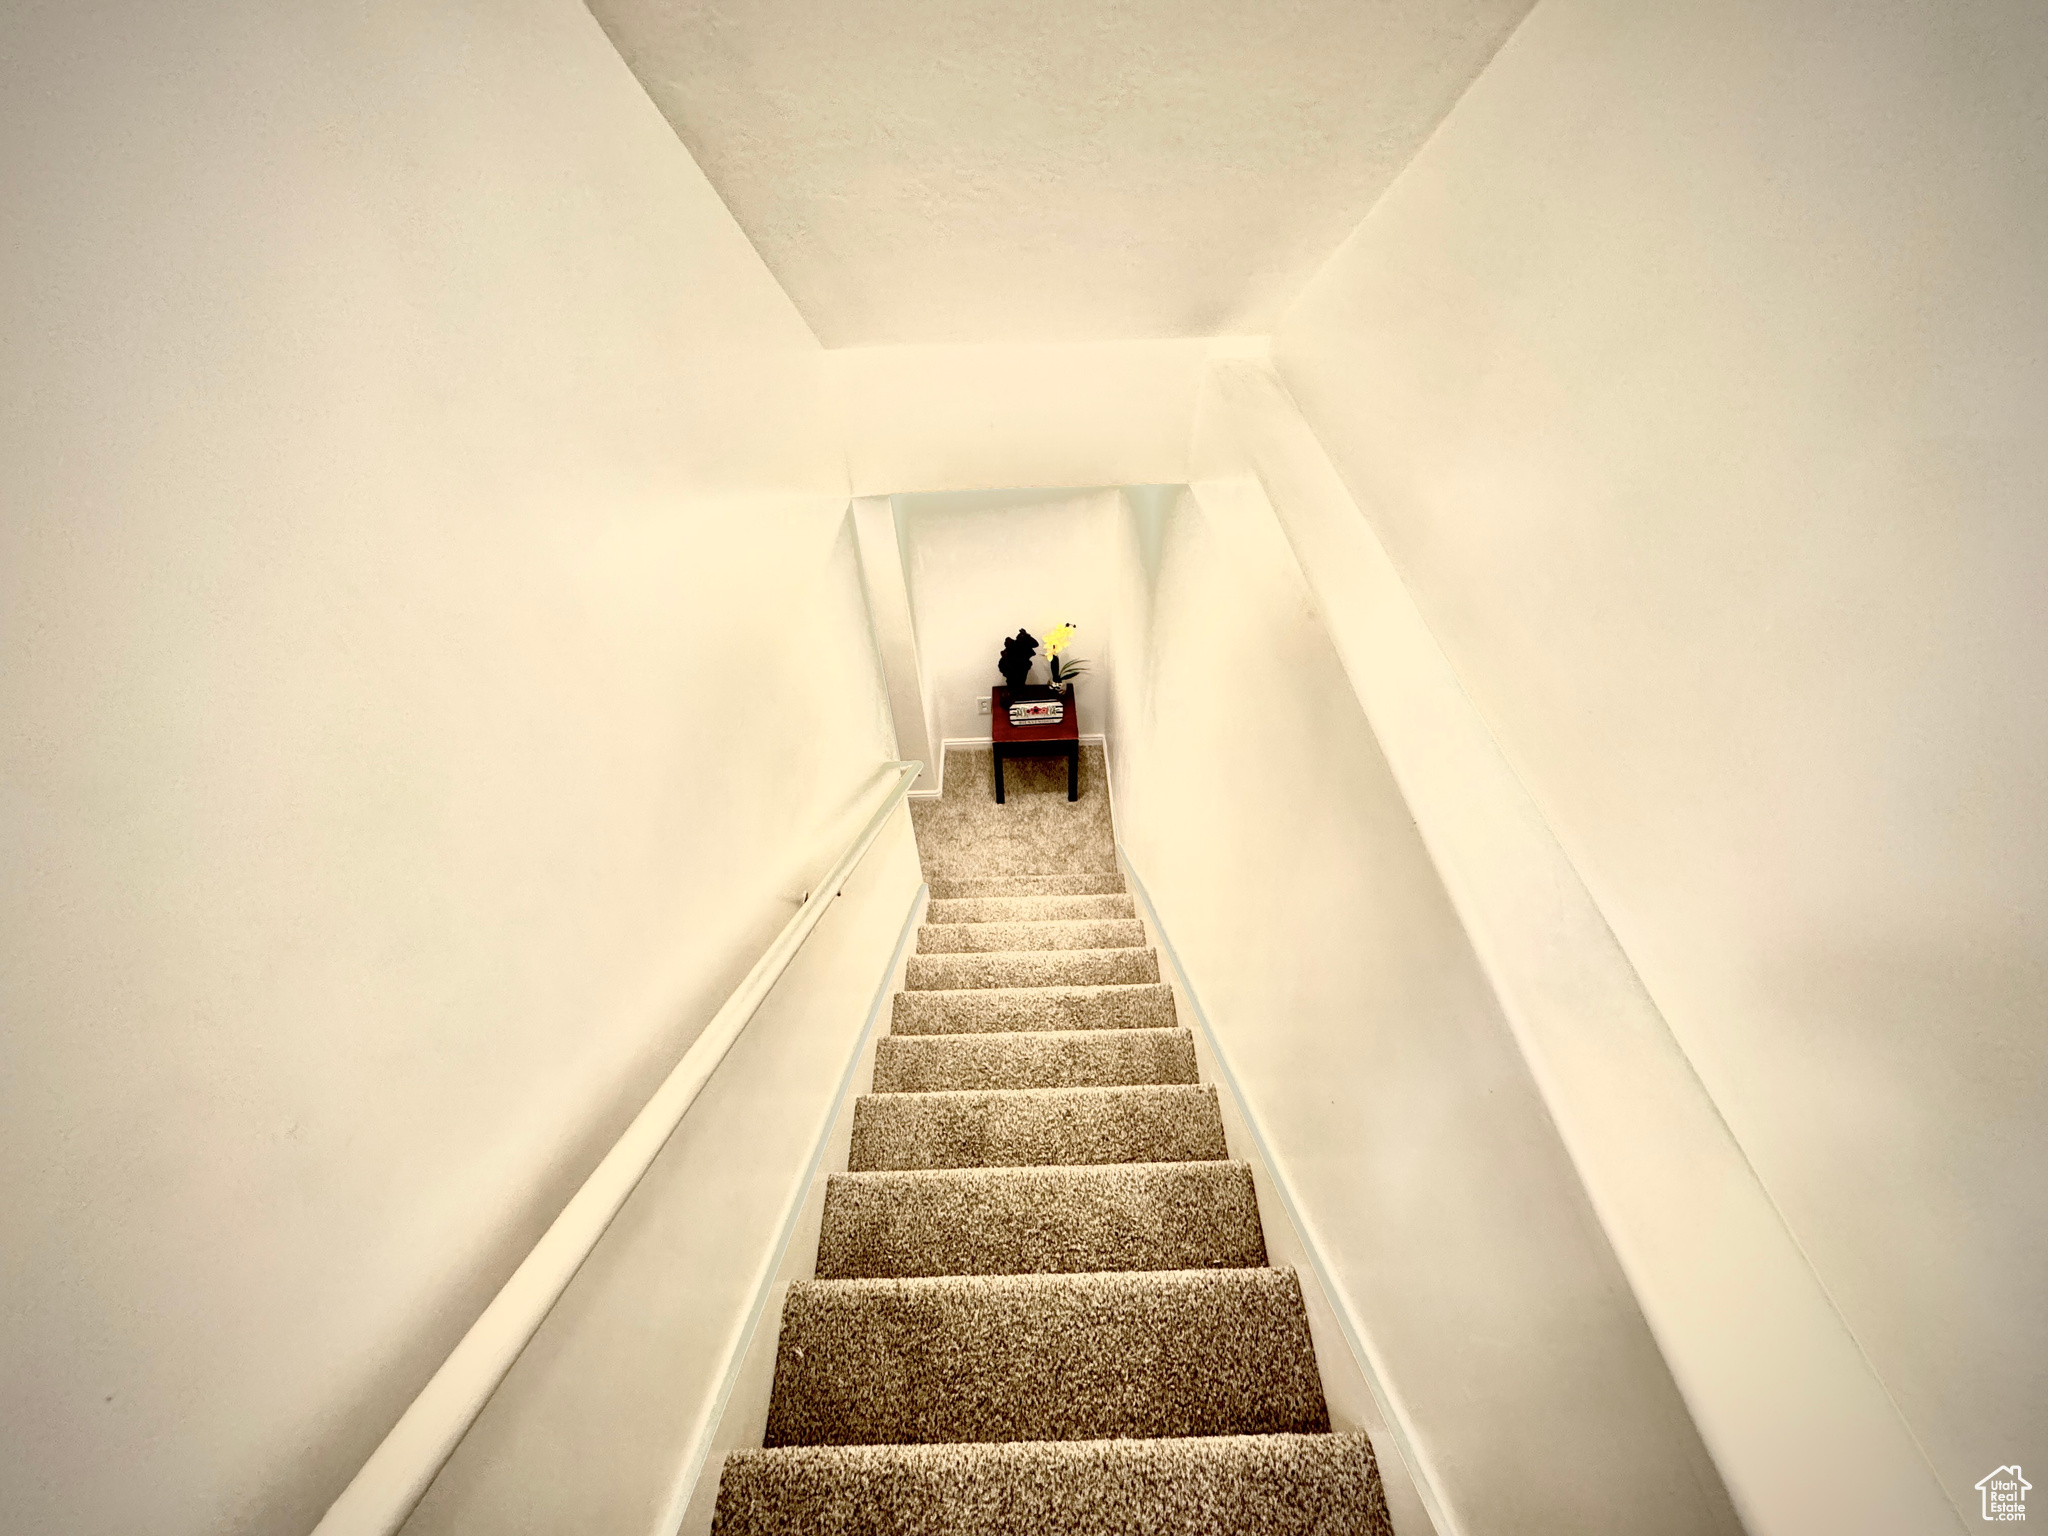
[997,628,1038,691]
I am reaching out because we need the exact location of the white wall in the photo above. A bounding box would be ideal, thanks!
[827,339,1239,494]
[1274,0,2048,1526]
[895,487,1120,744]
[0,4,897,1535]
[1103,479,1741,1536]
[1200,365,1954,1536]
[402,814,923,1536]
[850,497,937,785]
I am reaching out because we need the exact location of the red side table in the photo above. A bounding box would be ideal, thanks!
[990,685,1079,803]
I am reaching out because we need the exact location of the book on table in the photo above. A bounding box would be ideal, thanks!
[1008,699,1064,726]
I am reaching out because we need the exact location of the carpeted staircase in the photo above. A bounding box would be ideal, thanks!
[713,747,1392,1535]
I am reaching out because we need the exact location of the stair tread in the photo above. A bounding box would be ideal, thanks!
[872,1027,1196,1092]
[892,983,1177,1035]
[927,873,1127,899]
[917,918,1148,954]
[906,948,1160,991]
[765,1267,1328,1448]
[817,1160,1266,1278]
[713,1432,1392,1536]
[850,1083,1226,1171]
[926,893,1137,924]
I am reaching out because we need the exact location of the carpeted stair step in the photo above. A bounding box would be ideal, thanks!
[764,1267,1328,1447]
[926,892,1137,925]
[873,1028,1196,1092]
[715,742,1382,1536]
[815,1161,1266,1279]
[926,873,1126,899]
[917,918,1148,954]
[906,947,1159,991]
[892,983,1177,1036]
[713,1432,1392,1536]
[849,1084,1225,1171]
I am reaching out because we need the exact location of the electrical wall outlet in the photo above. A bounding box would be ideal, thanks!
[979,697,991,714]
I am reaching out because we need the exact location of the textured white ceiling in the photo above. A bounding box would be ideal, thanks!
[586,0,1535,346]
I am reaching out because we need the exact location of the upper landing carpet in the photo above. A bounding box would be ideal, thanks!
[911,744,1117,879]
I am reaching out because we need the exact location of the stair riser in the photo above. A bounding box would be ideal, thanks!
[849,1085,1225,1172]
[817,1162,1266,1279]
[765,1268,1328,1447]
[906,949,1159,991]
[891,984,1178,1035]
[873,1029,1196,1092]
[917,919,1148,954]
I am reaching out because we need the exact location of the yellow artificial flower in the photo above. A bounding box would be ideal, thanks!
[1043,622,1078,655]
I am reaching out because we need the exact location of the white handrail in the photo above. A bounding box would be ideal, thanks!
[312,761,924,1536]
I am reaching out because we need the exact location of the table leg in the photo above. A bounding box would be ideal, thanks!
[1067,743,1079,801]
[995,747,1006,804]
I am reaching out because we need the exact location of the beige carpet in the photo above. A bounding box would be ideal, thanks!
[712,745,1393,1535]
[911,744,1117,878]
[871,1027,1198,1092]
[717,1434,1388,1536]
[764,1268,1330,1446]
[814,1162,1267,1279]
